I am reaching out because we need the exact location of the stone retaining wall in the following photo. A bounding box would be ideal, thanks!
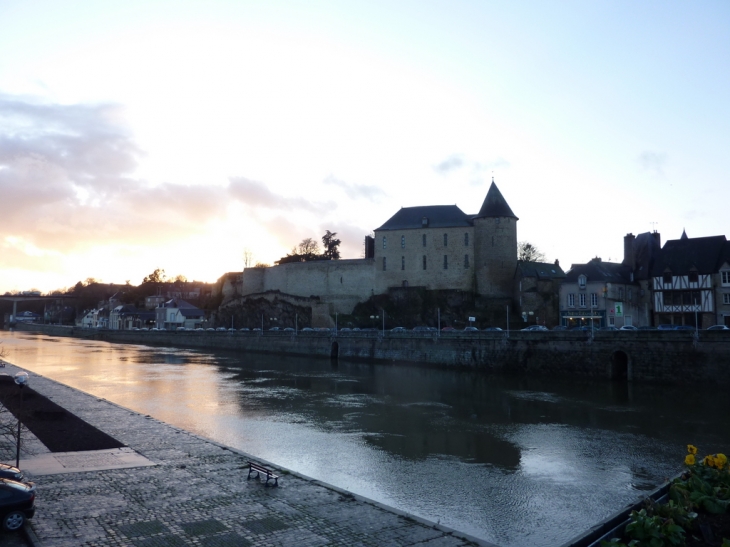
[14,323,730,386]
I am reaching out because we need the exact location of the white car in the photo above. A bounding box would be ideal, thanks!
[706,325,730,331]
[620,325,638,331]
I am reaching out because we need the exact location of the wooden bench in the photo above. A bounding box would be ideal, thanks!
[247,461,279,487]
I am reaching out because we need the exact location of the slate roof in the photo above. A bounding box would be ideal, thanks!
[651,235,728,276]
[515,261,566,280]
[626,231,662,281]
[565,259,635,284]
[375,205,471,231]
[475,181,518,220]
[374,181,518,231]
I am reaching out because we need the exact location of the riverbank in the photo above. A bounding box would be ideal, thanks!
[0,361,486,547]
[14,322,730,385]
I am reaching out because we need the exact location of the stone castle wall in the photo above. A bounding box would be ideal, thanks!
[373,226,476,293]
[241,259,375,314]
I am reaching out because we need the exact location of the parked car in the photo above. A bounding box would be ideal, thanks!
[657,324,675,330]
[599,326,619,331]
[0,478,36,532]
[339,328,351,332]
[674,325,695,330]
[483,327,503,331]
[522,325,548,331]
[441,327,455,332]
[620,325,638,331]
[216,327,227,332]
[463,326,479,332]
[707,325,730,331]
[0,464,23,482]
[637,326,657,330]
[269,327,281,331]
[300,327,314,332]
[391,327,407,332]
[239,327,250,332]
[552,325,568,331]
[283,327,295,332]
[570,326,593,331]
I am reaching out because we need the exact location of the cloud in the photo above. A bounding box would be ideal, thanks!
[228,176,334,214]
[638,151,667,176]
[434,154,464,174]
[322,174,386,202]
[434,154,510,184]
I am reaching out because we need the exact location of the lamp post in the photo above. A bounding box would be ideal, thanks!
[14,371,29,468]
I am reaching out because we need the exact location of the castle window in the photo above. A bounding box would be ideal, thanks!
[383,257,386,271]
[591,293,598,308]
[443,233,448,246]
[579,293,586,308]
[464,254,470,268]
[578,275,586,289]
[568,294,575,308]
[443,255,448,270]
[383,236,387,249]
[464,233,469,246]
[422,234,427,247]
[423,255,427,270]
[401,256,405,270]
[401,235,405,249]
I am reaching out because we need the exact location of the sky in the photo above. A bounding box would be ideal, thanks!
[0,0,728,293]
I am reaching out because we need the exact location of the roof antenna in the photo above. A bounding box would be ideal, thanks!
[650,221,658,233]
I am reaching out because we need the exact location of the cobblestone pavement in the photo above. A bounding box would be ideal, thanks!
[1,365,487,547]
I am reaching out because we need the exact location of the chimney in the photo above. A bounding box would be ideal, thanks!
[623,233,636,269]
[652,231,661,248]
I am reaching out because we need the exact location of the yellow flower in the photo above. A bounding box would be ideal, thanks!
[703,455,716,468]
[715,453,727,469]
[685,454,696,466]
[687,445,698,455]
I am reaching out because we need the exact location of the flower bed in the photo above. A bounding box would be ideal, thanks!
[602,446,730,547]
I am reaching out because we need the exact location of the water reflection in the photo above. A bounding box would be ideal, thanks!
[1,331,729,547]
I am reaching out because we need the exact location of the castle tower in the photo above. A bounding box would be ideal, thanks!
[472,180,518,297]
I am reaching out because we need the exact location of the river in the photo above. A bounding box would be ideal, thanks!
[1,330,728,546]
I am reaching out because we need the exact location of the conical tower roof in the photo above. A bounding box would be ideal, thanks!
[475,180,518,220]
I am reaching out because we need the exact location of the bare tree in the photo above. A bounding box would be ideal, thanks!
[518,241,546,262]
[297,238,320,258]
[243,248,254,269]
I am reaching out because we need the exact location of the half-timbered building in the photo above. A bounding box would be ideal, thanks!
[650,232,730,328]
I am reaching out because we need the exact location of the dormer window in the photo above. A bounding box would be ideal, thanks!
[663,271,673,285]
[422,217,429,227]
[578,275,587,289]
[688,269,699,283]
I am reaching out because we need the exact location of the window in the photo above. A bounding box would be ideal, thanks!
[382,257,386,271]
[619,287,624,300]
[443,233,448,246]
[568,293,575,308]
[724,294,730,305]
[591,293,598,308]
[578,275,586,289]
[722,271,730,285]
[663,271,672,284]
[464,233,469,246]
[422,234,427,247]
[579,293,586,308]
[401,235,405,249]
[464,254,470,268]
[401,256,405,270]
[423,255,427,270]
[383,236,387,249]
[689,270,699,283]
[608,316,615,326]
[443,255,448,269]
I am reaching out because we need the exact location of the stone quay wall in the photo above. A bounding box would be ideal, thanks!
[14,323,730,386]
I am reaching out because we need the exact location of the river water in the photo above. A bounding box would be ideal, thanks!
[1,330,728,547]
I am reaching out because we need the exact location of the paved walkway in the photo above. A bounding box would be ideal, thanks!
[0,364,487,547]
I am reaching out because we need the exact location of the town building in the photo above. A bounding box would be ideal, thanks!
[650,231,730,328]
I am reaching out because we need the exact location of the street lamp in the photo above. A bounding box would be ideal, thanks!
[14,371,29,468]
